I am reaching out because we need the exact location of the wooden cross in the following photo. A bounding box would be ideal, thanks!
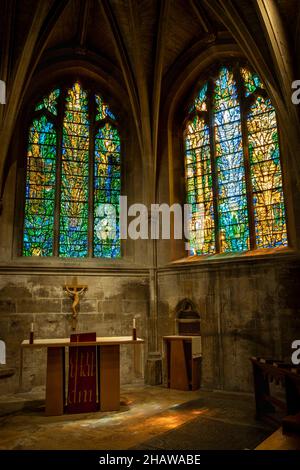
[64,278,88,330]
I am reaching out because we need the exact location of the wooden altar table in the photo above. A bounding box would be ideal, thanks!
[19,336,144,416]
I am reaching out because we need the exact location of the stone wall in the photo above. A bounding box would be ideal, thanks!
[0,273,149,394]
[157,255,300,392]
[1,255,300,395]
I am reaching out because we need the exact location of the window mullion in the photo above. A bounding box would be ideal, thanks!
[207,78,220,253]
[235,66,256,250]
[53,89,66,257]
[88,93,95,257]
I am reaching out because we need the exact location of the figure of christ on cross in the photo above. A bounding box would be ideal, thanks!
[63,278,88,330]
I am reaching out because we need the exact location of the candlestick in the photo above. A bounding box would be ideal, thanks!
[132,327,137,341]
[132,317,137,340]
[29,322,34,344]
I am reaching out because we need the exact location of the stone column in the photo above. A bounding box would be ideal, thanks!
[145,222,162,385]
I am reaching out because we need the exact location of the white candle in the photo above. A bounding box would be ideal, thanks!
[31,322,34,332]
[133,317,136,329]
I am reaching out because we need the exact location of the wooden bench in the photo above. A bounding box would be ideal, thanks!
[250,357,300,428]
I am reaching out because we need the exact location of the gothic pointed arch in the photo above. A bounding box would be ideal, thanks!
[22,80,121,258]
[183,63,288,256]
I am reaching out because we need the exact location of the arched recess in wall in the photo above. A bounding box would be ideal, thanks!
[175,298,200,336]
[159,43,296,262]
[11,54,140,264]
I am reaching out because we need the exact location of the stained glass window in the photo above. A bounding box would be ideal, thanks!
[35,89,60,116]
[23,82,121,258]
[23,116,57,256]
[184,65,288,255]
[94,123,121,258]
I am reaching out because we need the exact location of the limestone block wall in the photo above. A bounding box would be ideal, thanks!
[157,255,300,393]
[0,273,149,394]
[1,256,299,395]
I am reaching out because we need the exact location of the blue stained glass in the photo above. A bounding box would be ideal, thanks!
[23,116,56,256]
[215,67,238,108]
[94,123,121,258]
[241,67,264,96]
[184,64,287,257]
[95,94,116,121]
[23,83,123,259]
[214,67,249,252]
[59,82,89,257]
[189,83,208,113]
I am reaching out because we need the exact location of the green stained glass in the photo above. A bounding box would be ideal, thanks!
[35,89,60,115]
[94,123,121,258]
[184,111,215,255]
[184,64,286,257]
[214,67,238,110]
[23,82,122,259]
[23,115,56,256]
[95,94,116,121]
[241,67,264,96]
[214,67,249,252]
[59,82,89,257]
[189,83,208,113]
[247,95,287,248]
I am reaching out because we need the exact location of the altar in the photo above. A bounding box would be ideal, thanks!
[19,336,144,416]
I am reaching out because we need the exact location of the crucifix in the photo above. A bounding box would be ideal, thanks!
[63,278,88,330]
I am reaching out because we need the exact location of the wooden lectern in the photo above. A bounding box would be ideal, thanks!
[163,335,202,391]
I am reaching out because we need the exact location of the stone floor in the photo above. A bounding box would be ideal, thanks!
[0,384,276,450]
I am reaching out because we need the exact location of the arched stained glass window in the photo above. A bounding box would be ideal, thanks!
[184,65,288,255]
[23,82,121,258]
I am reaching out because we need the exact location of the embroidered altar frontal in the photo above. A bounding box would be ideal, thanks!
[67,332,97,413]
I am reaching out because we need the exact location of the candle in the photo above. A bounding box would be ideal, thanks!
[29,322,34,344]
[132,317,137,341]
